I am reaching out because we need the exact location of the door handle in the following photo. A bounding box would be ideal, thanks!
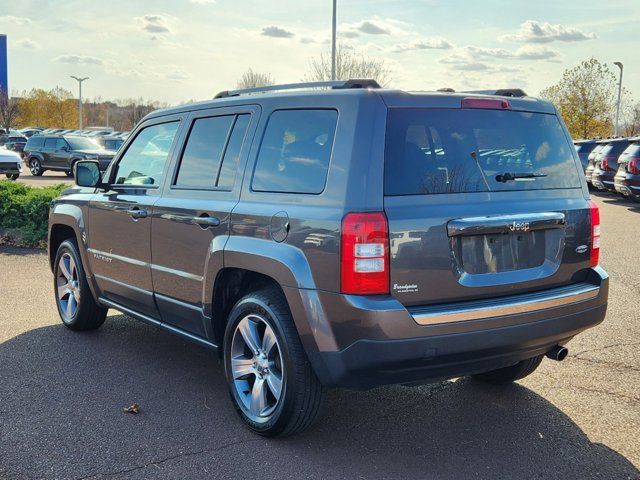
[192,215,220,228]
[126,208,148,219]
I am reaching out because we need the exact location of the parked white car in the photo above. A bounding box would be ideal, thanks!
[0,148,23,180]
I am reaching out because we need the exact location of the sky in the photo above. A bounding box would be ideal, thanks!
[0,0,639,105]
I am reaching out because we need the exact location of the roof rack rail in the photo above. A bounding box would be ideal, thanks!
[214,79,381,99]
[461,89,528,98]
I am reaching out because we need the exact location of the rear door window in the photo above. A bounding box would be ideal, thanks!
[385,108,582,195]
[175,115,235,189]
[174,113,250,190]
[252,109,337,194]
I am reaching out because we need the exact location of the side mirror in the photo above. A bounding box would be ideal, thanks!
[61,145,69,152]
[75,161,103,188]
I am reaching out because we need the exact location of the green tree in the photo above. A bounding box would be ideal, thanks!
[539,58,620,139]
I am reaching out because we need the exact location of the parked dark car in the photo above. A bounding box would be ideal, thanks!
[4,135,28,157]
[48,80,608,437]
[591,138,631,193]
[0,149,22,180]
[614,137,640,202]
[574,139,598,171]
[20,128,43,138]
[585,141,607,187]
[24,134,116,176]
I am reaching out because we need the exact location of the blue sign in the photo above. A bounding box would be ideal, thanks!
[0,35,7,95]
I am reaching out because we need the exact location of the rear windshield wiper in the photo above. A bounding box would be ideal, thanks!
[495,172,548,183]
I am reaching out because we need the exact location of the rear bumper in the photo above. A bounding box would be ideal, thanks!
[614,173,640,198]
[592,171,616,192]
[299,267,608,389]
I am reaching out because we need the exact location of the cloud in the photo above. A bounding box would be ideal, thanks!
[341,17,410,37]
[299,37,316,44]
[138,14,172,34]
[392,38,454,52]
[190,0,215,3]
[445,45,560,62]
[0,15,33,26]
[166,70,190,81]
[449,62,492,72]
[358,21,390,35]
[16,38,39,50]
[53,54,104,65]
[261,26,294,38]
[501,20,596,43]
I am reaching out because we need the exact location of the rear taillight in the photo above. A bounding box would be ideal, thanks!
[341,212,389,295]
[629,157,640,174]
[589,200,600,267]
[601,157,608,171]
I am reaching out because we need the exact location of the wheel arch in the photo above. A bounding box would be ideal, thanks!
[206,237,323,359]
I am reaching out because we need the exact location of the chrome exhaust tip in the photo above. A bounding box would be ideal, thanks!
[546,345,568,361]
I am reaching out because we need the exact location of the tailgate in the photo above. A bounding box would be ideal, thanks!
[383,105,590,307]
[385,191,591,306]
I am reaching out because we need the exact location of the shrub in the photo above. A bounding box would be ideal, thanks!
[0,180,69,247]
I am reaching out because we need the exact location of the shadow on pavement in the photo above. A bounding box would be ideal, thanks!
[1,315,637,479]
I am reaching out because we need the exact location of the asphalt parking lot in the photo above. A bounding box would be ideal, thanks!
[0,193,638,480]
[13,167,74,188]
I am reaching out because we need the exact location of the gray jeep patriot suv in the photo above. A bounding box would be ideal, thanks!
[48,80,608,437]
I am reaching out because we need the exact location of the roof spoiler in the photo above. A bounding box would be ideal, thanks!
[462,89,528,98]
[214,79,381,99]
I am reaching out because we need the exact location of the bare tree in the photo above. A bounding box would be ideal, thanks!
[236,69,275,89]
[304,46,393,87]
[622,102,640,137]
[0,89,20,130]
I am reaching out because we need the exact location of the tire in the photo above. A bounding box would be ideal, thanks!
[472,355,544,384]
[53,239,107,331]
[223,287,325,437]
[5,173,19,180]
[29,157,44,176]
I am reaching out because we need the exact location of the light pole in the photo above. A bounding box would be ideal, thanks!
[70,75,89,129]
[331,0,337,80]
[614,62,623,137]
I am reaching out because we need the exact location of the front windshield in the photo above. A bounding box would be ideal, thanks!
[64,136,102,150]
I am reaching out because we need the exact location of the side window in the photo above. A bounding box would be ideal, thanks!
[252,109,337,194]
[44,138,57,149]
[175,115,235,188]
[217,114,250,189]
[55,139,67,150]
[114,122,179,186]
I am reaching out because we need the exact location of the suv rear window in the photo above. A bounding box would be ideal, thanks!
[385,108,582,195]
[252,109,337,194]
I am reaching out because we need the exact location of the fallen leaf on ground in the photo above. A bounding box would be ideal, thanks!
[123,403,140,414]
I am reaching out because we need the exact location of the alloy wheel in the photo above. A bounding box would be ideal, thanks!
[29,159,40,175]
[56,252,80,320]
[230,314,284,422]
